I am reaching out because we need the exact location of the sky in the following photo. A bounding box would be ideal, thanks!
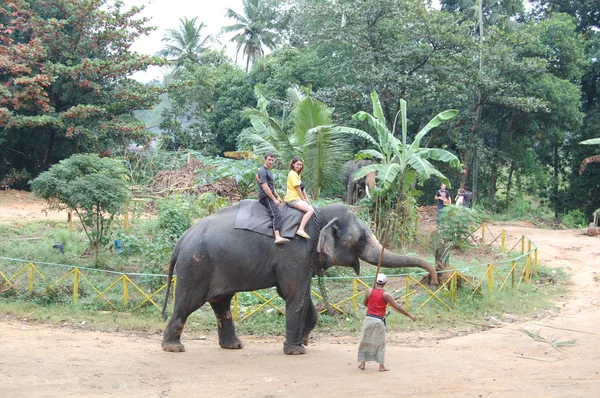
[122,0,244,82]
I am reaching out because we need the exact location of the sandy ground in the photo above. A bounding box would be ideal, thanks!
[1,190,599,397]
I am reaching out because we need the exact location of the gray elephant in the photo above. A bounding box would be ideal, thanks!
[342,160,376,205]
[161,202,438,355]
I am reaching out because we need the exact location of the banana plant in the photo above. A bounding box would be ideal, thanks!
[338,91,461,196]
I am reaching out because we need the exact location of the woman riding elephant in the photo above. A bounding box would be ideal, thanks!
[284,156,314,239]
[161,202,438,355]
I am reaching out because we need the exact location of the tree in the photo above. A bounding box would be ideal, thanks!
[0,0,163,182]
[159,56,253,155]
[339,91,461,197]
[238,86,352,198]
[158,17,218,73]
[222,0,280,72]
[30,154,130,262]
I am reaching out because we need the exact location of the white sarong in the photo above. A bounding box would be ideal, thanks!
[357,315,386,364]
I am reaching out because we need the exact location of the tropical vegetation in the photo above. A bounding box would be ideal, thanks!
[1,0,599,224]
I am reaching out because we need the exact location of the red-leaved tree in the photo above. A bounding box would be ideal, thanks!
[0,0,164,184]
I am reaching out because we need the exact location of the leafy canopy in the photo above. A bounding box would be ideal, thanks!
[339,91,461,193]
[30,154,131,258]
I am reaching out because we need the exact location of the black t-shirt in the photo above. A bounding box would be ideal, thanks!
[257,165,274,200]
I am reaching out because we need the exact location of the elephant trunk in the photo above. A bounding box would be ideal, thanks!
[361,235,439,284]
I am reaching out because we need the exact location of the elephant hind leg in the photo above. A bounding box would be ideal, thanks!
[162,295,206,353]
[210,295,243,349]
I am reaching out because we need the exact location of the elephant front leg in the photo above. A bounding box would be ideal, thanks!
[283,299,309,355]
[300,298,318,346]
[210,295,243,349]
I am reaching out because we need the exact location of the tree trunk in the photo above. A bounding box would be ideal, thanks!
[553,142,559,219]
[506,160,515,205]
[490,163,498,202]
[42,129,57,171]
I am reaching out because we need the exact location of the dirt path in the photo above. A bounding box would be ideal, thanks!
[1,191,599,397]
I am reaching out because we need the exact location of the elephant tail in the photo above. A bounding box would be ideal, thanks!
[161,241,180,320]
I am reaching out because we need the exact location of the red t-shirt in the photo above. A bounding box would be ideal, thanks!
[367,288,387,317]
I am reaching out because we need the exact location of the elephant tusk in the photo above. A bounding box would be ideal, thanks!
[366,185,371,198]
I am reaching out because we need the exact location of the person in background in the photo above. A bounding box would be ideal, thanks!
[456,185,473,208]
[257,152,289,245]
[357,273,416,372]
[434,183,451,223]
[284,156,314,239]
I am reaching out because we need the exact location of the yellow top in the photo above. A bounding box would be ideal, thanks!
[284,170,302,202]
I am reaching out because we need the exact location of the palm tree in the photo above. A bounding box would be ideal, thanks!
[222,0,279,72]
[578,138,600,175]
[238,87,352,198]
[158,17,217,71]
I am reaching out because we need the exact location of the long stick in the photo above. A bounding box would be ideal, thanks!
[373,215,393,288]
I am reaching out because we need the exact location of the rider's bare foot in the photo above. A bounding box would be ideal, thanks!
[379,365,390,372]
[358,362,365,370]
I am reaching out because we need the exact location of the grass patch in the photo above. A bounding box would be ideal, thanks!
[0,213,570,340]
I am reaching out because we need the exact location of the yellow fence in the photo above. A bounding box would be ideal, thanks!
[0,225,538,320]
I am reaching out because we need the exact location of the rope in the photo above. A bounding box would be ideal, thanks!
[296,207,333,315]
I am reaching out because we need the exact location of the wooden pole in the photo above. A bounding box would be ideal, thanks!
[373,215,393,288]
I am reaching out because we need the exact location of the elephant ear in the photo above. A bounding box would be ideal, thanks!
[317,217,338,263]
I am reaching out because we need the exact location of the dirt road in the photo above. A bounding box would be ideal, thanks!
[1,191,599,397]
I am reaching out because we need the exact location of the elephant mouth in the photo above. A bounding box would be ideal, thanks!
[351,257,360,275]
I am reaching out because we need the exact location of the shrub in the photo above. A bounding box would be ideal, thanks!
[438,205,482,250]
[561,209,587,229]
[30,154,130,263]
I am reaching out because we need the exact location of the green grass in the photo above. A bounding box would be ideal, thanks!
[0,215,570,339]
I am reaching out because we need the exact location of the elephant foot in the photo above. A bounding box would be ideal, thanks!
[162,341,186,353]
[301,337,309,346]
[283,343,306,355]
[219,338,244,349]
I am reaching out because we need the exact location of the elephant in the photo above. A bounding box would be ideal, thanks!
[342,160,376,205]
[161,202,438,355]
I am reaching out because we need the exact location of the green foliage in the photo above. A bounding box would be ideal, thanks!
[158,61,252,155]
[158,17,218,74]
[491,197,554,222]
[197,156,262,199]
[438,205,483,250]
[30,154,130,262]
[238,86,352,198]
[561,209,587,229]
[222,0,282,72]
[0,0,163,181]
[157,194,194,238]
[194,193,231,218]
[341,92,459,244]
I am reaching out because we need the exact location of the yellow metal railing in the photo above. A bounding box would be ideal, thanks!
[0,226,540,321]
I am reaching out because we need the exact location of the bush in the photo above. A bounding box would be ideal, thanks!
[561,209,587,228]
[30,154,130,263]
[438,205,482,250]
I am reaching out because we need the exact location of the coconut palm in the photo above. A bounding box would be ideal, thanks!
[238,87,352,198]
[578,137,600,175]
[222,0,279,72]
[158,17,217,70]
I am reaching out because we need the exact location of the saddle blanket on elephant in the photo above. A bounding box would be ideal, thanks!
[234,199,304,239]
[357,316,386,364]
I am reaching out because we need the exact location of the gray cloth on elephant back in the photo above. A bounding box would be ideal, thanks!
[234,199,304,239]
[357,316,386,364]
